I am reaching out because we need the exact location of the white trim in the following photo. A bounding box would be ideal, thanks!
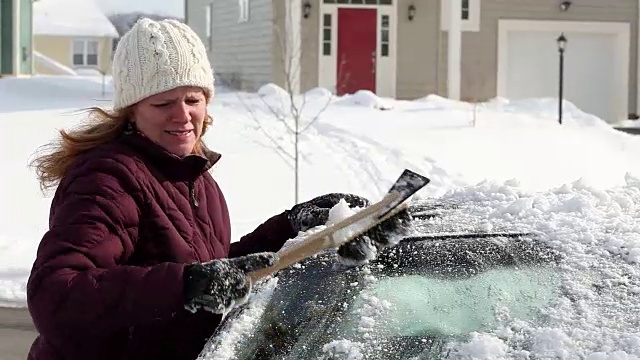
[497,19,630,122]
[284,0,301,94]
[317,2,397,97]
[12,0,20,75]
[447,0,462,100]
[318,6,337,94]
[238,0,249,23]
[441,0,480,32]
[205,3,213,50]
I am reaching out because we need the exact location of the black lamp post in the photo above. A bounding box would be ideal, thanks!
[557,32,567,125]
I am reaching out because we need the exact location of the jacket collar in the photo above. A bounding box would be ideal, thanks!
[120,131,221,181]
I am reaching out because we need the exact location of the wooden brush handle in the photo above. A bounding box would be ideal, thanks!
[248,191,403,282]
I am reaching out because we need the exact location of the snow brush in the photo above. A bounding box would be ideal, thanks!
[248,169,431,282]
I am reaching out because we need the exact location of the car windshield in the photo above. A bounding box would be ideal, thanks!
[198,212,562,360]
[343,267,558,339]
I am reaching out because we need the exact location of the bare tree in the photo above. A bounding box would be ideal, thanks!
[226,4,335,204]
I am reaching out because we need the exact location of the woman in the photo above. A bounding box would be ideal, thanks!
[26,18,409,360]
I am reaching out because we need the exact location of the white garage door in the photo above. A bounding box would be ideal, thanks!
[498,21,630,124]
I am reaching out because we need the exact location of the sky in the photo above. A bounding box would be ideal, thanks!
[95,0,183,18]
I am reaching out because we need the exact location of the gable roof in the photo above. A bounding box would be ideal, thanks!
[33,0,119,38]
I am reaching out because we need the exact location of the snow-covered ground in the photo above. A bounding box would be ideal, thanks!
[2,75,640,358]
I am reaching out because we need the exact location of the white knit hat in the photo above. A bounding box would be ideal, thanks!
[111,18,214,110]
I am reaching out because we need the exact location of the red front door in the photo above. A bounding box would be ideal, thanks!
[336,8,377,95]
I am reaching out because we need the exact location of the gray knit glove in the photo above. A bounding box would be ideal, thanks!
[337,208,413,266]
[183,252,278,314]
[287,193,370,233]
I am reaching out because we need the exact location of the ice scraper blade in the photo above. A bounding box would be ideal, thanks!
[247,169,430,283]
[376,169,431,220]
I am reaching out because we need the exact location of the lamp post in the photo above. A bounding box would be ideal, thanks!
[557,32,567,125]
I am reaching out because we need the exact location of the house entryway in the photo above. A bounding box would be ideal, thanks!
[318,0,397,97]
[337,8,377,95]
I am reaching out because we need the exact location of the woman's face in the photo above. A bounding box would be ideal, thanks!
[131,86,208,157]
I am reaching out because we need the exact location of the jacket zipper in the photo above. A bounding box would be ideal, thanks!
[188,181,199,207]
[188,180,216,258]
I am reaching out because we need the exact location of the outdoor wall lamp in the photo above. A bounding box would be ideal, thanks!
[408,4,416,21]
[303,0,312,19]
[559,1,572,11]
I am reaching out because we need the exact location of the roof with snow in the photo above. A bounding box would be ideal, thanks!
[33,0,119,38]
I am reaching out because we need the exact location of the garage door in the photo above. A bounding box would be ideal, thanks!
[498,21,629,124]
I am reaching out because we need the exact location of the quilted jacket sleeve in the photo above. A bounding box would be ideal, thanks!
[228,211,297,258]
[27,157,186,343]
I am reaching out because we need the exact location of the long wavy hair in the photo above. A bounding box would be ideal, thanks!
[30,102,213,193]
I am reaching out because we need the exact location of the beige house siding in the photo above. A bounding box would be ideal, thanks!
[393,0,638,104]
[396,0,441,100]
[271,0,287,91]
[448,0,637,109]
[187,0,274,91]
[187,0,638,109]
[33,35,113,75]
[299,1,320,93]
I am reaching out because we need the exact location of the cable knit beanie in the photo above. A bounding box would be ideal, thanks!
[111,18,214,110]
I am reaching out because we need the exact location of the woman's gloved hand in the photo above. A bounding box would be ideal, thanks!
[183,252,278,314]
[337,208,413,266]
[287,193,370,233]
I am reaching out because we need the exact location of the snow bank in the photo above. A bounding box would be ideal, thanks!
[333,90,394,110]
[0,75,114,111]
[33,51,78,76]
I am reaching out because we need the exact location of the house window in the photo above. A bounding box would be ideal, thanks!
[440,0,480,32]
[322,14,332,55]
[205,4,213,49]
[380,15,389,57]
[323,0,392,4]
[461,0,469,20]
[238,0,249,23]
[73,39,99,66]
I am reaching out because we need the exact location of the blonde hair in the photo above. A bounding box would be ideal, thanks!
[30,104,212,192]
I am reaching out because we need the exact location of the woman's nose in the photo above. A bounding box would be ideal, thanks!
[169,102,191,122]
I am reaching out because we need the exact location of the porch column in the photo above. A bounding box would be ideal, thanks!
[447,0,462,100]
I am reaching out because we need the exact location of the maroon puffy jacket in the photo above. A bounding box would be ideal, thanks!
[26,132,296,360]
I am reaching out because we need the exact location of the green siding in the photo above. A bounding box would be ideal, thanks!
[19,0,30,73]
[0,0,32,75]
[0,0,2,71]
[0,0,12,74]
